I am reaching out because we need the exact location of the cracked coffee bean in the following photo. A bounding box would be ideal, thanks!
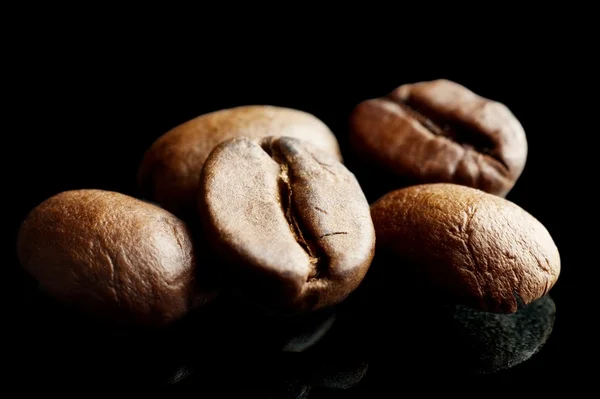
[370,183,560,313]
[198,136,375,312]
[17,190,213,325]
[349,79,527,197]
[138,105,342,219]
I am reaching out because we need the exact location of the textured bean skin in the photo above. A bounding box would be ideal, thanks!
[17,190,209,325]
[198,137,374,312]
[370,183,560,313]
[350,79,527,197]
[139,105,342,218]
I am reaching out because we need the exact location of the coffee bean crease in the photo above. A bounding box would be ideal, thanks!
[384,95,509,172]
[261,139,323,279]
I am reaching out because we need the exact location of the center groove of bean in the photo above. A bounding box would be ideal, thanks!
[387,95,509,170]
[260,140,324,281]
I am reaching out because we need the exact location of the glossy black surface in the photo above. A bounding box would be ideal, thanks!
[14,279,556,396]
[9,43,586,394]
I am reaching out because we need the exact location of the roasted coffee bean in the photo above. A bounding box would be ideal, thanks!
[17,190,212,325]
[350,79,527,197]
[198,137,375,312]
[370,183,560,313]
[139,105,342,219]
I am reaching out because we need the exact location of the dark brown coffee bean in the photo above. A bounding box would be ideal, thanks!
[370,183,559,313]
[17,190,213,325]
[139,105,342,219]
[198,137,375,312]
[350,79,527,197]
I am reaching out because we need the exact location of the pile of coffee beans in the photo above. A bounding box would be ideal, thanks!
[17,79,560,387]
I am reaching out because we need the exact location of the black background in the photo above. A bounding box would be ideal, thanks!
[6,31,594,394]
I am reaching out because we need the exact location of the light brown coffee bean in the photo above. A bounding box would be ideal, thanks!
[139,105,342,219]
[198,137,374,312]
[370,183,560,313]
[350,79,527,197]
[17,190,212,325]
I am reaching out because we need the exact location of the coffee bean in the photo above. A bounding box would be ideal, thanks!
[370,183,560,313]
[17,189,213,325]
[198,137,375,312]
[139,105,342,219]
[350,79,527,197]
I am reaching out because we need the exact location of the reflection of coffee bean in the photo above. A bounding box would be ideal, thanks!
[281,313,337,353]
[367,289,556,382]
[364,249,557,380]
[13,290,193,393]
[370,183,560,313]
[200,293,338,354]
[161,292,367,394]
[450,294,556,374]
[138,105,342,219]
[163,365,196,386]
[199,137,375,312]
[17,190,211,325]
[350,79,527,197]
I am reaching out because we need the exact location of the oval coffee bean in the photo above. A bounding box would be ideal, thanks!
[199,137,375,312]
[139,105,342,218]
[17,190,211,325]
[350,79,527,197]
[370,183,559,313]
